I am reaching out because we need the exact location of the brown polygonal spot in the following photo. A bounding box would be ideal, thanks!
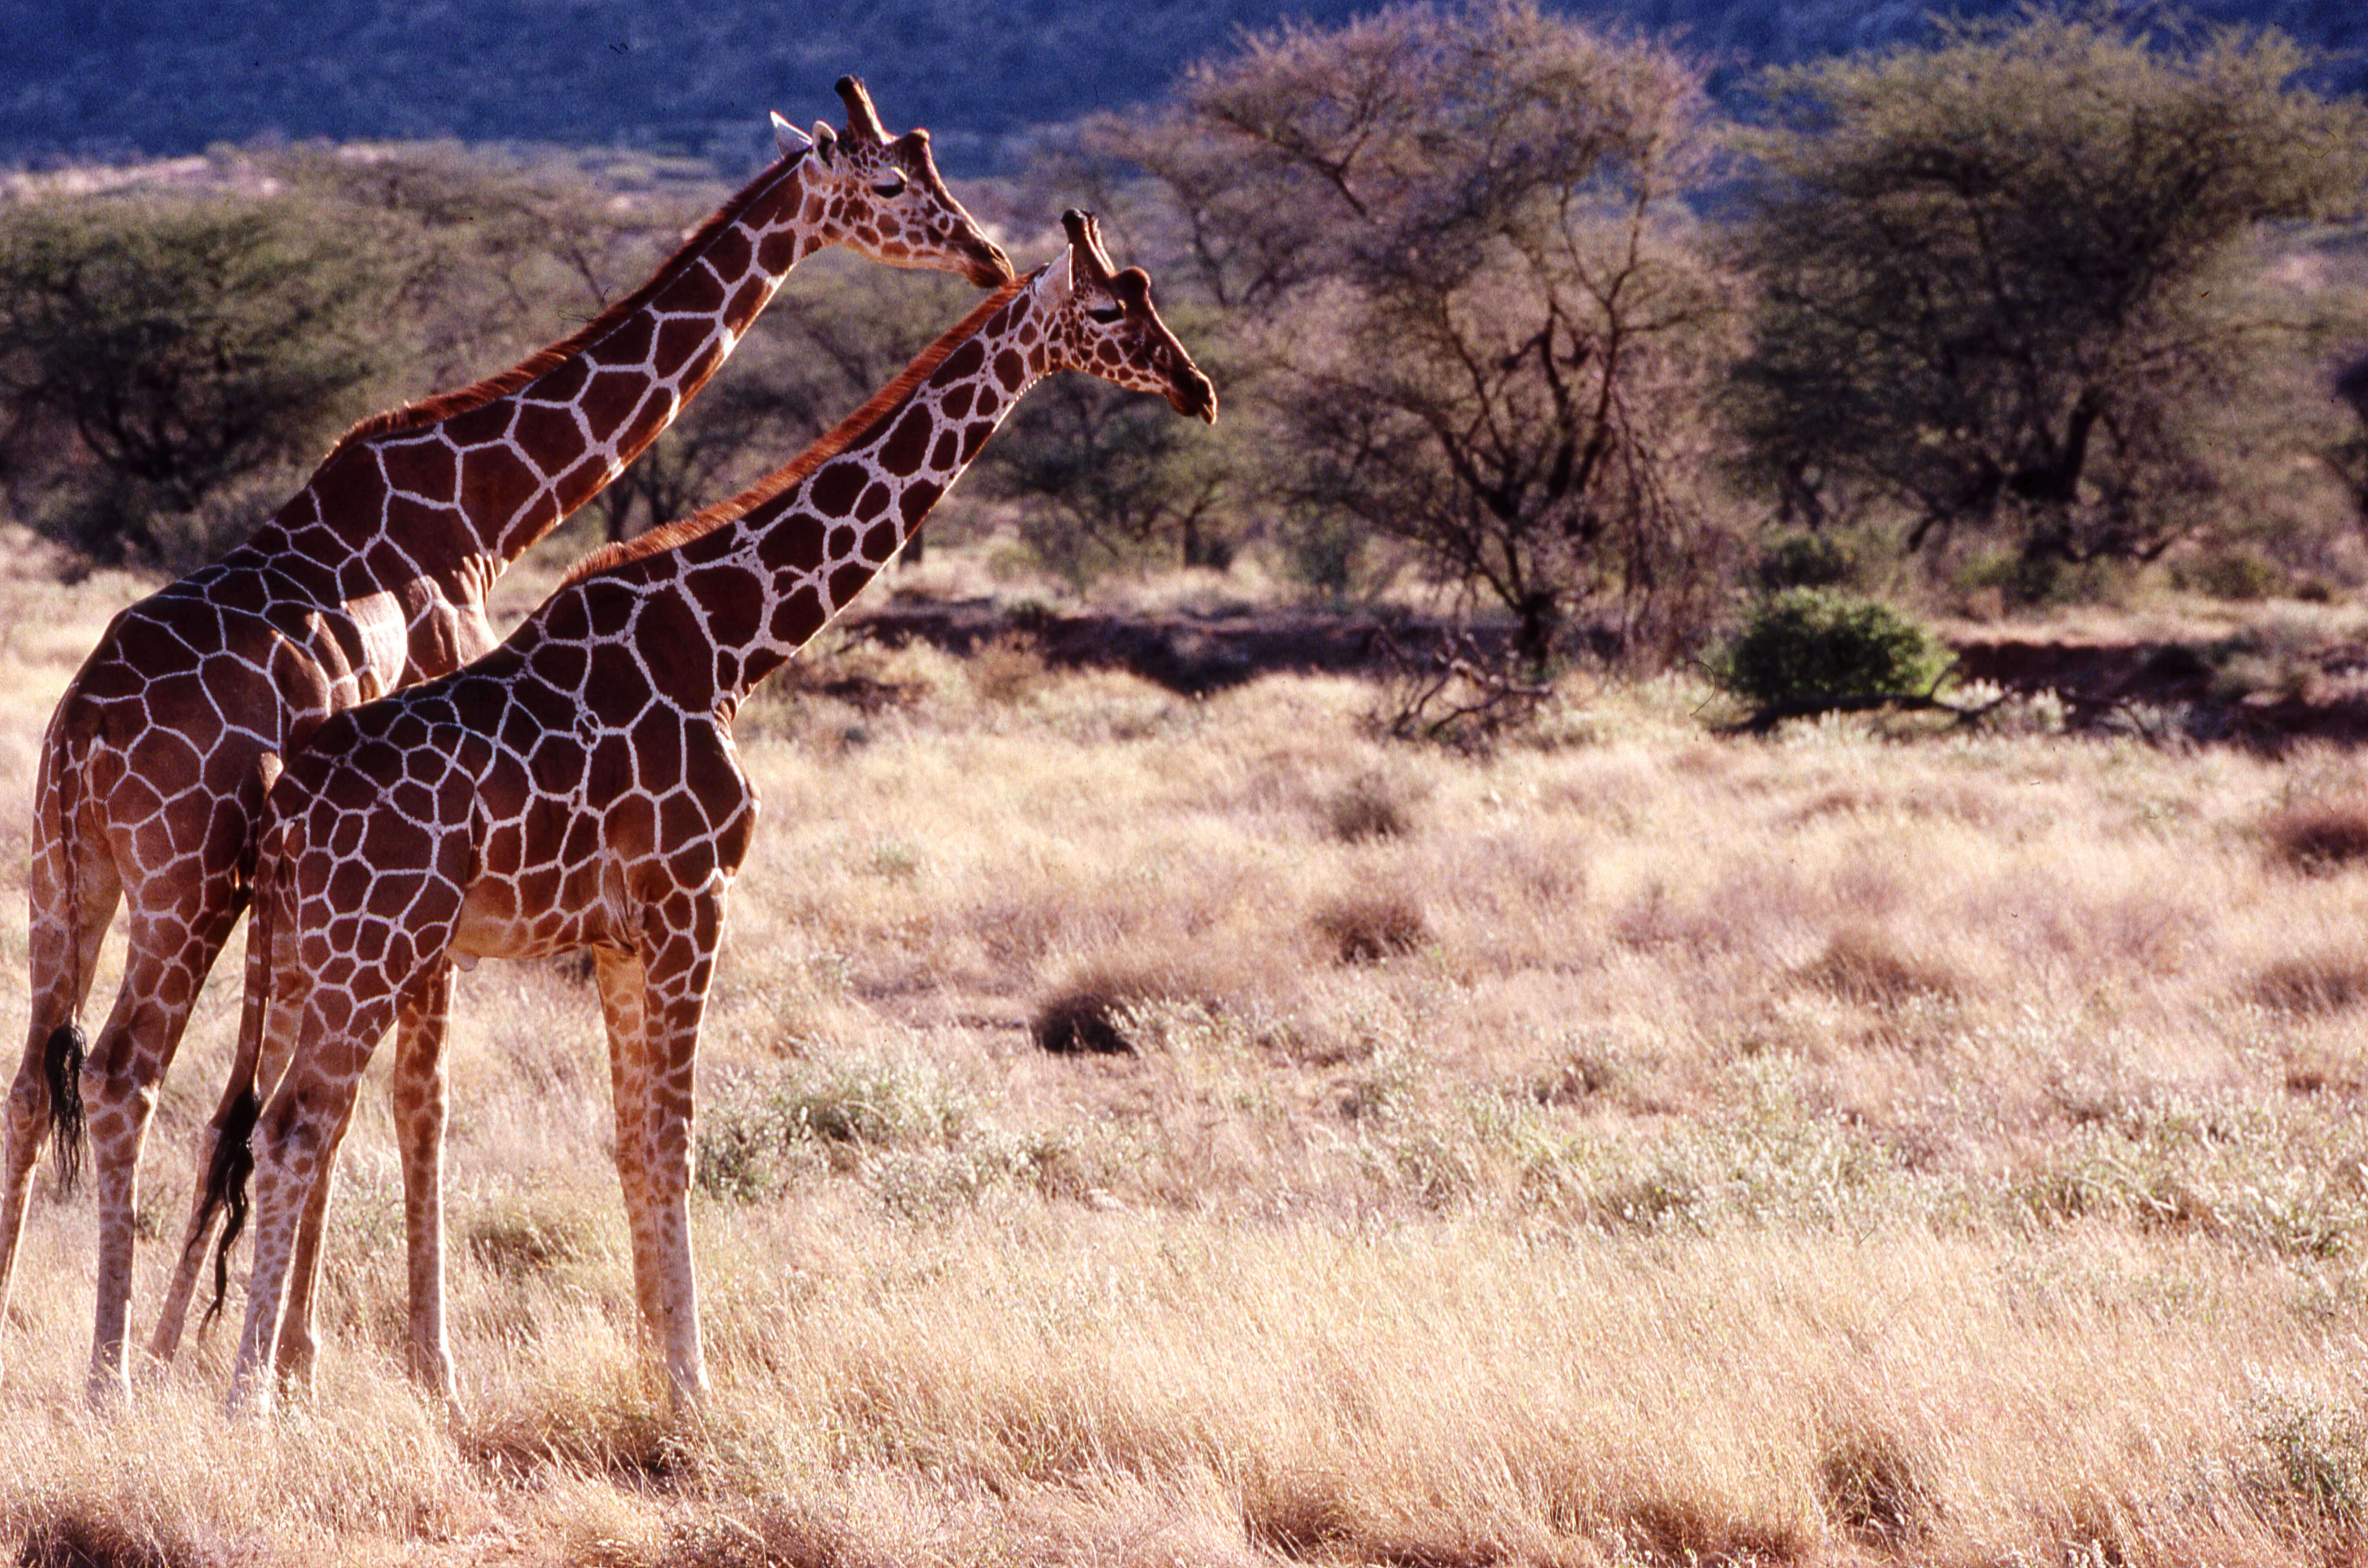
[827,562,873,609]
[586,733,634,798]
[529,641,590,692]
[938,339,986,383]
[658,791,706,845]
[606,793,658,860]
[308,449,384,533]
[854,482,892,523]
[898,479,943,527]
[630,708,685,789]
[769,585,827,647]
[685,564,763,632]
[930,430,960,471]
[588,314,656,369]
[993,349,1026,392]
[560,813,601,869]
[584,642,647,720]
[459,444,539,525]
[541,590,594,644]
[531,355,591,405]
[726,275,769,328]
[326,859,371,910]
[383,495,469,561]
[441,399,516,449]
[707,224,752,282]
[652,263,727,318]
[862,521,899,561]
[637,596,711,707]
[653,316,716,374]
[123,725,203,797]
[512,402,588,472]
[879,406,932,477]
[380,439,458,503]
[939,384,974,421]
[581,369,652,438]
[756,514,827,573]
[809,460,866,517]
[758,227,798,274]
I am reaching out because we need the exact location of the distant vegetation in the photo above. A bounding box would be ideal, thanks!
[2,1,2366,688]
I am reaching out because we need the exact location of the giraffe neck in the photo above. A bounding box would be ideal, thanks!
[251,151,833,592]
[567,277,1050,710]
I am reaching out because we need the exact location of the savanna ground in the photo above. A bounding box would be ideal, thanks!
[6,531,2368,1565]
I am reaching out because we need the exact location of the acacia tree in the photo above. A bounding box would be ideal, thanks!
[1729,12,2368,582]
[0,196,404,566]
[1106,0,1737,667]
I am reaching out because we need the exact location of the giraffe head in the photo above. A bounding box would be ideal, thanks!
[767,78,1014,289]
[1035,210,1218,423]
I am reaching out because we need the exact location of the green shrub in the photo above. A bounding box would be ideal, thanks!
[1710,590,1946,707]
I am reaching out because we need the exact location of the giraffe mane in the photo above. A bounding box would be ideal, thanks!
[324,153,808,456]
[560,275,1031,586]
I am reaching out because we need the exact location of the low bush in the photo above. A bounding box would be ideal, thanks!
[1710,590,1946,708]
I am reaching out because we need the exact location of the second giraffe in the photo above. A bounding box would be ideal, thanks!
[174,211,1215,1414]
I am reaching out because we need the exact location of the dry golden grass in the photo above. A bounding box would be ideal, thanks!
[6,537,2368,1561]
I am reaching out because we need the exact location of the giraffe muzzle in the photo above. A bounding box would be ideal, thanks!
[1169,366,1218,424]
[965,237,1017,288]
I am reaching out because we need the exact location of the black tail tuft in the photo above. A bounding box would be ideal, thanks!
[200,1085,261,1333]
[43,1023,86,1195]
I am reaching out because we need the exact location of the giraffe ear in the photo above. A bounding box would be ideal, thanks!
[772,112,813,159]
[811,124,839,164]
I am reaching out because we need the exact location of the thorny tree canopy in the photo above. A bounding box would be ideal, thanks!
[1106,1,1740,667]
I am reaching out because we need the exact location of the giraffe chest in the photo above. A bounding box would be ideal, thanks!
[448,705,756,962]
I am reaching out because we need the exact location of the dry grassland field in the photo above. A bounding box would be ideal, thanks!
[8,535,2368,1566]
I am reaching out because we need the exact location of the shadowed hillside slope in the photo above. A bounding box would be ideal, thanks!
[6,0,2361,170]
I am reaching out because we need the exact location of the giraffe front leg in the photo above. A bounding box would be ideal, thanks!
[595,948,667,1375]
[272,1105,353,1397]
[633,887,726,1411]
[389,962,458,1411]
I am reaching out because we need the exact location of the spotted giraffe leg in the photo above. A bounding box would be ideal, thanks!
[0,812,121,1377]
[227,1001,395,1418]
[270,1082,363,1398]
[81,896,243,1404]
[631,885,727,1410]
[147,1078,252,1370]
[151,911,306,1373]
[387,962,458,1408]
[594,948,667,1374]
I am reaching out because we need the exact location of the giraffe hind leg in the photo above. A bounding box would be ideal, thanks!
[149,1076,260,1366]
[82,900,242,1404]
[0,815,120,1371]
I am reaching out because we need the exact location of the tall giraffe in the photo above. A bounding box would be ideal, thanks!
[0,78,1013,1404]
[179,213,1211,1414]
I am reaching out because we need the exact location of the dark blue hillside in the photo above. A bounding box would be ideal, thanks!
[4,0,2359,171]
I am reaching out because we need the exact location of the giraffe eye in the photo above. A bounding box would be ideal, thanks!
[1087,305,1125,325]
[872,175,907,198]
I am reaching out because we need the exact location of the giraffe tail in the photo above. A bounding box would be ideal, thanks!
[197,1084,259,1333]
[42,1025,86,1197]
[40,705,93,1195]
[200,752,284,1331]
